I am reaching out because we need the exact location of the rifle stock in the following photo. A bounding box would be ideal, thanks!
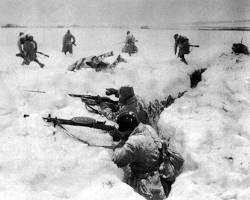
[37,51,50,57]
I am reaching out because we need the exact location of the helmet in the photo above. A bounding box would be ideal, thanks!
[19,32,24,36]
[116,111,139,132]
[127,30,130,34]
[174,33,178,39]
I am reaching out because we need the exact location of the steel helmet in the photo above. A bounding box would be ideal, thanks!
[116,111,139,132]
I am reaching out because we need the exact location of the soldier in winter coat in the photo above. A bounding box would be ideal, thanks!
[113,112,166,200]
[21,34,44,68]
[174,33,190,65]
[122,31,138,56]
[100,86,149,124]
[62,30,76,55]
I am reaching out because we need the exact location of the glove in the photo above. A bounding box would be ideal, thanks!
[105,88,119,97]
[95,95,103,104]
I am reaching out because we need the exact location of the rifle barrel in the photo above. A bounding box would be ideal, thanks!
[189,45,199,48]
[68,94,83,97]
[68,94,118,104]
[24,90,46,93]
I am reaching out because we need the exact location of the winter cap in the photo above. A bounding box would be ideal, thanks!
[118,86,135,105]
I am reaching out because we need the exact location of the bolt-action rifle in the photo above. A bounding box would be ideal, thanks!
[43,114,119,147]
[43,114,116,132]
[68,94,119,112]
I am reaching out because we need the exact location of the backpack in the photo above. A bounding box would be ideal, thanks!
[158,140,184,182]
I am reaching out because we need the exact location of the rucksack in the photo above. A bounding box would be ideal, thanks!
[158,140,184,182]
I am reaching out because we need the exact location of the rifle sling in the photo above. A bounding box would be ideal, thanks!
[45,118,114,149]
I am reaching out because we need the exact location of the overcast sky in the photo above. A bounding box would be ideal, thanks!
[0,0,250,26]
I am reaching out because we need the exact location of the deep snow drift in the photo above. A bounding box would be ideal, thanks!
[0,28,250,200]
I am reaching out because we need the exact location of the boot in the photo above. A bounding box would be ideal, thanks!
[39,63,45,68]
[180,57,188,65]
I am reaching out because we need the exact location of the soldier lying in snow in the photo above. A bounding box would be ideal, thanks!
[68,51,127,72]
[81,87,186,132]
[232,42,249,56]
[100,86,149,125]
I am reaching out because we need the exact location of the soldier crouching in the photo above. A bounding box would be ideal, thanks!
[112,112,166,200]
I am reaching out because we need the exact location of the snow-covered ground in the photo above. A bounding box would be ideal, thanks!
[0,28,250,200]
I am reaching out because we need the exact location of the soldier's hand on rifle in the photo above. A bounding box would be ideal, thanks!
[95,95,103,104]
[109,129,121,142]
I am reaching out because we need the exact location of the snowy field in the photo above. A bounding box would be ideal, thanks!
[0,27,250,200]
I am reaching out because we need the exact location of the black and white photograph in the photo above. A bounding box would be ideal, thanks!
[0,0,250,199]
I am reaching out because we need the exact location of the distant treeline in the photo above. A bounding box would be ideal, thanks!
[1,24,26,28]
[2,23,249,31]
[198,27,250,31]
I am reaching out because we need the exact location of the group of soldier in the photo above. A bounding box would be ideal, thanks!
[16,30,190,200]
[17,29,76,68]
[17,29,193,70]
[17,32,45,68]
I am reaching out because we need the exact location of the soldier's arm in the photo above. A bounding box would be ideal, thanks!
[100,106,118,121]
[17,40,23,53]
[71,35,76,44]
[33,41,38,51]
[112,142,136,167]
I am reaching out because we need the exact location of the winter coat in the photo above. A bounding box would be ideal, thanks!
[122,34,138,54]
[113,123,165,200]
[62,33,76,54]
[23,40,37,63]
[125,33,136,45]
[174,35,190,57]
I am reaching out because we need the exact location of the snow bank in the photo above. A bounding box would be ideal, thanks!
[159,54,250,200]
